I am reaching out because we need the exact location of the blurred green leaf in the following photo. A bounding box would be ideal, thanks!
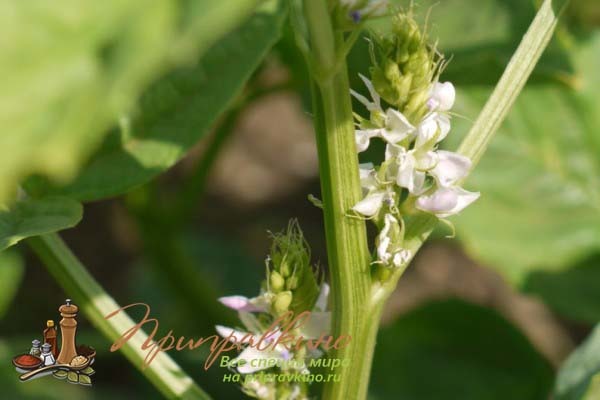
[555,324,600,400]
[523,254,600,322]
[0,0,260,204]
[370,299,553,400]
[0,197,82,251]
[449,33,600,288]
[0,250,24,318]
[44,0,287,201]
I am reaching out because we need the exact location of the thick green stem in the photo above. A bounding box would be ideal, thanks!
[27,233,212,400]
[303,1,373,399]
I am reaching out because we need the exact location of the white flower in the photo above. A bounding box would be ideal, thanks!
[244,380,275,400]
[386,144,437,195]
[376,214,411,267]
[416,187,480,218]
[352,75,416,152]
[352,184,395,218]
[415,82,456,148]
[216,326,293,374]
[218,295,269,312]
[427,82,455,112]
[352,163,394,217]
[429,150,471,188]
[215,284,331,374]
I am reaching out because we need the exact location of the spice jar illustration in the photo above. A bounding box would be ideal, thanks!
[43,320,58,358]
[29,339,42,358]
[56,299,78,364]
[40,343,56,366]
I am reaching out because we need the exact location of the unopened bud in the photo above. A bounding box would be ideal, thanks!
[286,276,299,290]
[280,260,291,278]
[272,291,293,315]
[270,271,285,292]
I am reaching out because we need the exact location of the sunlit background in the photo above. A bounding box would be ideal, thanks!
[1,0,599,399]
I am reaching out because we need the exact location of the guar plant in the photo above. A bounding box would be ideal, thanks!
[6,0,598,399]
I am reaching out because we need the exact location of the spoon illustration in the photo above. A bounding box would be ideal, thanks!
[19,356,90,381]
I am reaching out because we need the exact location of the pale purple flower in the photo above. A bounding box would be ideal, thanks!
[416,187,480,218]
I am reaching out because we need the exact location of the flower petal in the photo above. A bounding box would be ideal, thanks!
[415,114,439,148]
[301,311,331,339]
[359,73,381,111]
[382,108,415,143]
[416,187,458,215]
[416,187,479,217]
[218,295,265,312]
[392,249,411,267]
[215,325,254,343]
[355,129,381,152]
[352,191,385,217]
[446,187,480,217]
[429,82,455,111]
[235,346,282,374]
[430,150,472,187]
[314,283,330,312]
[385,143,405,161]
[358,163,377,192]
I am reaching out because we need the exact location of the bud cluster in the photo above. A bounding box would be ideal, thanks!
[215,221,329,400]
[370,11,440,123]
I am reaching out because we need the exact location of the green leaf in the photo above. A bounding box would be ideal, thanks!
[0,0,260,204]
[78,374,92,386]
[67,371,79,384]
[370,300,553,400]
[555,324,600,400]
[41,1,287,201]
[0,249,24,318]
[449,33,600,290]
[523,254,600,322]
[0,196,82,251]
[53,370,68,380]
[80,366,95,376]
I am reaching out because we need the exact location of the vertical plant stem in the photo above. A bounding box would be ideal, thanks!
[27,233,212,400]
[303,1,373,399]
[457,0,569,166]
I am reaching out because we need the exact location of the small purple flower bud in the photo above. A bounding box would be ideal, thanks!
[350,10,361,23]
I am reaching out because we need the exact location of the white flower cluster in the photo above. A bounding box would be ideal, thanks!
[351,75,479,268]
[216,284,330,399]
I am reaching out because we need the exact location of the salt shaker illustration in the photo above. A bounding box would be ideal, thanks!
[40,343,56,366]
[29,339,41,358]
[57,299,78,364]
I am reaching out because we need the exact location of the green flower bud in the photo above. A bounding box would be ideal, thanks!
[369,9,442,124]
[272,291,293,315]
[286,276,299,290]
[268,220,320,315]
[270,271,285,292]
[280,259,291,278]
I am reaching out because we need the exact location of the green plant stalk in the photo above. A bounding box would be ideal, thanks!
[27,233,212,400]
[303,1,373,399]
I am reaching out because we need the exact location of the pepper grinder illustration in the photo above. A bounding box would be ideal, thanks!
[57,299,78,364]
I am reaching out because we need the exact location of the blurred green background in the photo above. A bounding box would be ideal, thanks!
[1,0,600,399]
